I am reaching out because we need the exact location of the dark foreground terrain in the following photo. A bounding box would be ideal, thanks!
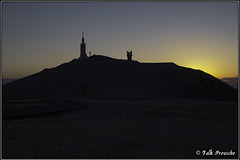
[3,98,238,159]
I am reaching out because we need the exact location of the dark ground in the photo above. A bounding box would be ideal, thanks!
[2,98,238,159]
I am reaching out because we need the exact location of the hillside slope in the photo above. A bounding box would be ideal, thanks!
[3,55,237,101]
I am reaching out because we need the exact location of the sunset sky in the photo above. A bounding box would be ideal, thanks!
[2,2,238,79]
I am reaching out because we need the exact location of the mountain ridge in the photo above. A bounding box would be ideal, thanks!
[3,55,237,101]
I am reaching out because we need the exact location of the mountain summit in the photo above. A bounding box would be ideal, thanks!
[3,55,237,101]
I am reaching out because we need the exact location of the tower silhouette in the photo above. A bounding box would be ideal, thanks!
[127,51,132,61]
[80,32,87,59]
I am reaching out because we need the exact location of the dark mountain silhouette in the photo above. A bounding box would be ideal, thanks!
[3,55,237,101]
[221,77,238,89]
[2,78,18,85]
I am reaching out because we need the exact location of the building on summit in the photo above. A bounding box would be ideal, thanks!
[80,33,133,61]
[127,51,132,61]
[80,32,87,59]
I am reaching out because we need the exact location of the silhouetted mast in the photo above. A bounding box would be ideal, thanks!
[82,32,84,43]
[80,32,87,59]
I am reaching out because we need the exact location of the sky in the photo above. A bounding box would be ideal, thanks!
[2,2,239,79]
